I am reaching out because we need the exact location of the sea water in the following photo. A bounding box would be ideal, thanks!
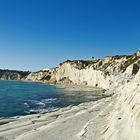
[0,80,104,117]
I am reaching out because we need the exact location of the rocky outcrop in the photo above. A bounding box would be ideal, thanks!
[25,51,140,90]
[99,61,140,140]
[0,70,30,80]
[26,70,51,81]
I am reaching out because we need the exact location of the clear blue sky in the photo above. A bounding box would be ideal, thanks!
[0,0,140,71]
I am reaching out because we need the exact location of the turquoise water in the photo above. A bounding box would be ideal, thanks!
[0,80,104,117]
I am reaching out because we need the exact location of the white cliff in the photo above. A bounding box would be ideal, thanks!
[26,56,130,89]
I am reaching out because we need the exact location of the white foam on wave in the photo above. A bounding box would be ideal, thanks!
[24,102,29,106]
[24,100,46,107]
[41,98,57,104]
[23,98,58,114]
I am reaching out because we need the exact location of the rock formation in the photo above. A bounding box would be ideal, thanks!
[25,50,140,90]
[0,70,30,80]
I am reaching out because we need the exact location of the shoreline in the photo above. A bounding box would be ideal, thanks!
[0,81,111,140]
[0,80,107,120]
[0,95,113,140]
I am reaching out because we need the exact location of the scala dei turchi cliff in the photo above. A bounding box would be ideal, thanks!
[0,50,140,140]
[26,50,140,89]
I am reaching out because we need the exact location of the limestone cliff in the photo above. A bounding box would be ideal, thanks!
[101,58,140,140]
[26,50,140,90]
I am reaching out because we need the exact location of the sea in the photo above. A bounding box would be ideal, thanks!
[0,80,104,118]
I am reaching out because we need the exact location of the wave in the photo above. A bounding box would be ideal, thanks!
[24,100,46,107]
[41,98,57,104]
[23,98,58,114]
[25,106,56,114]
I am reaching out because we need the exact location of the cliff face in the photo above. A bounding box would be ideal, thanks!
[26,70,50,81]
[102,59,140,140]
[26,51,140,89]
[51,61,111,89]
[0,70,30,80]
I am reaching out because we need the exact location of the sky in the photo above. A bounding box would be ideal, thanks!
[0,0,140,71]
